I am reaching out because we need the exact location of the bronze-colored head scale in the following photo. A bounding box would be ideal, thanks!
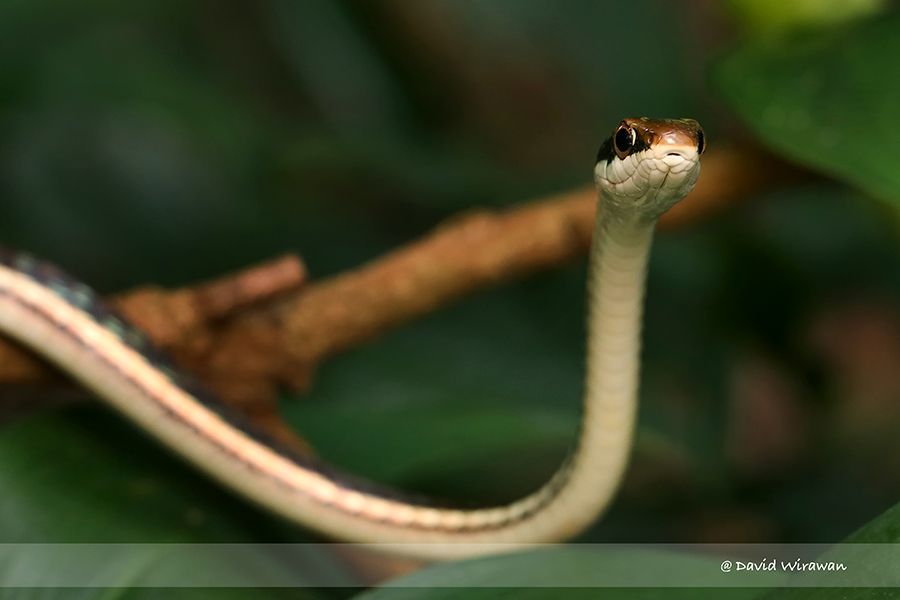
[599,118,705,163]
[594,117,705,219]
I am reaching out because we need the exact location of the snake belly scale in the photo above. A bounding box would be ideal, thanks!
[0,118,704,561]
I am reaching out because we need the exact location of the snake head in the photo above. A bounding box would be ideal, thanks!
[594,118,704,220]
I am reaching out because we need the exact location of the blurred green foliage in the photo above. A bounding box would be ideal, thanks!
[3,0,900,597]
[724,0,885,33]
[715,10,900,203]
[0,0,698,289]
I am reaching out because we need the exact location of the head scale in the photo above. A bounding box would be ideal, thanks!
[594,118,705,220]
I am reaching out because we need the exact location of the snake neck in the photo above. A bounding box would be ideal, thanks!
[478,202,657,546]
[541,202,657,537]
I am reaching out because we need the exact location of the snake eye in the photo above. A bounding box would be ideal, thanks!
[613,125,635,159]
[696,128,706,155]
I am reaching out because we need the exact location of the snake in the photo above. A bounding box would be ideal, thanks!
[0,118,704,561]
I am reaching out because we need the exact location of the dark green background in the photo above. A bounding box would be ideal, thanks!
[2,0,900,597]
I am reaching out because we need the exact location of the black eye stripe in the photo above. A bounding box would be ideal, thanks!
[696,129,706,154]
[595,136,615,165]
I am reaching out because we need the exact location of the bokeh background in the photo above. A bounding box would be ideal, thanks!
[1,0,900,595]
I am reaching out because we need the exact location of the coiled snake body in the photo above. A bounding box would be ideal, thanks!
[0,118,705,560]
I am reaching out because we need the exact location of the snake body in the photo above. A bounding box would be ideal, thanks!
[0,118,704,560]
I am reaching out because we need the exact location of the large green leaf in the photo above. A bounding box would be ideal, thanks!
[355,496,900,599]
[352,547,773,600]
[757,503,900,599]
[712,11,900,204]
[0,406,356,597]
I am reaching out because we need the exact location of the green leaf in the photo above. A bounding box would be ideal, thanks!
[723,0,885,34]
[758,502,900,599]
[0,406,356,596]
[712,12,900,204]
[352,547,772,600]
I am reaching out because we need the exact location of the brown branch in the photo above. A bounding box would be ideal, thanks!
[275,145,803,378]
[0,255,306,386]
[0,146,805,423]
[111,254,305,349]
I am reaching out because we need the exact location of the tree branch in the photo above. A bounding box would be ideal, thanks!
[277,145,802,380]
[0,147,805,434]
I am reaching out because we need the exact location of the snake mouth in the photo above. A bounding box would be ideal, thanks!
[656,145,700,172]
